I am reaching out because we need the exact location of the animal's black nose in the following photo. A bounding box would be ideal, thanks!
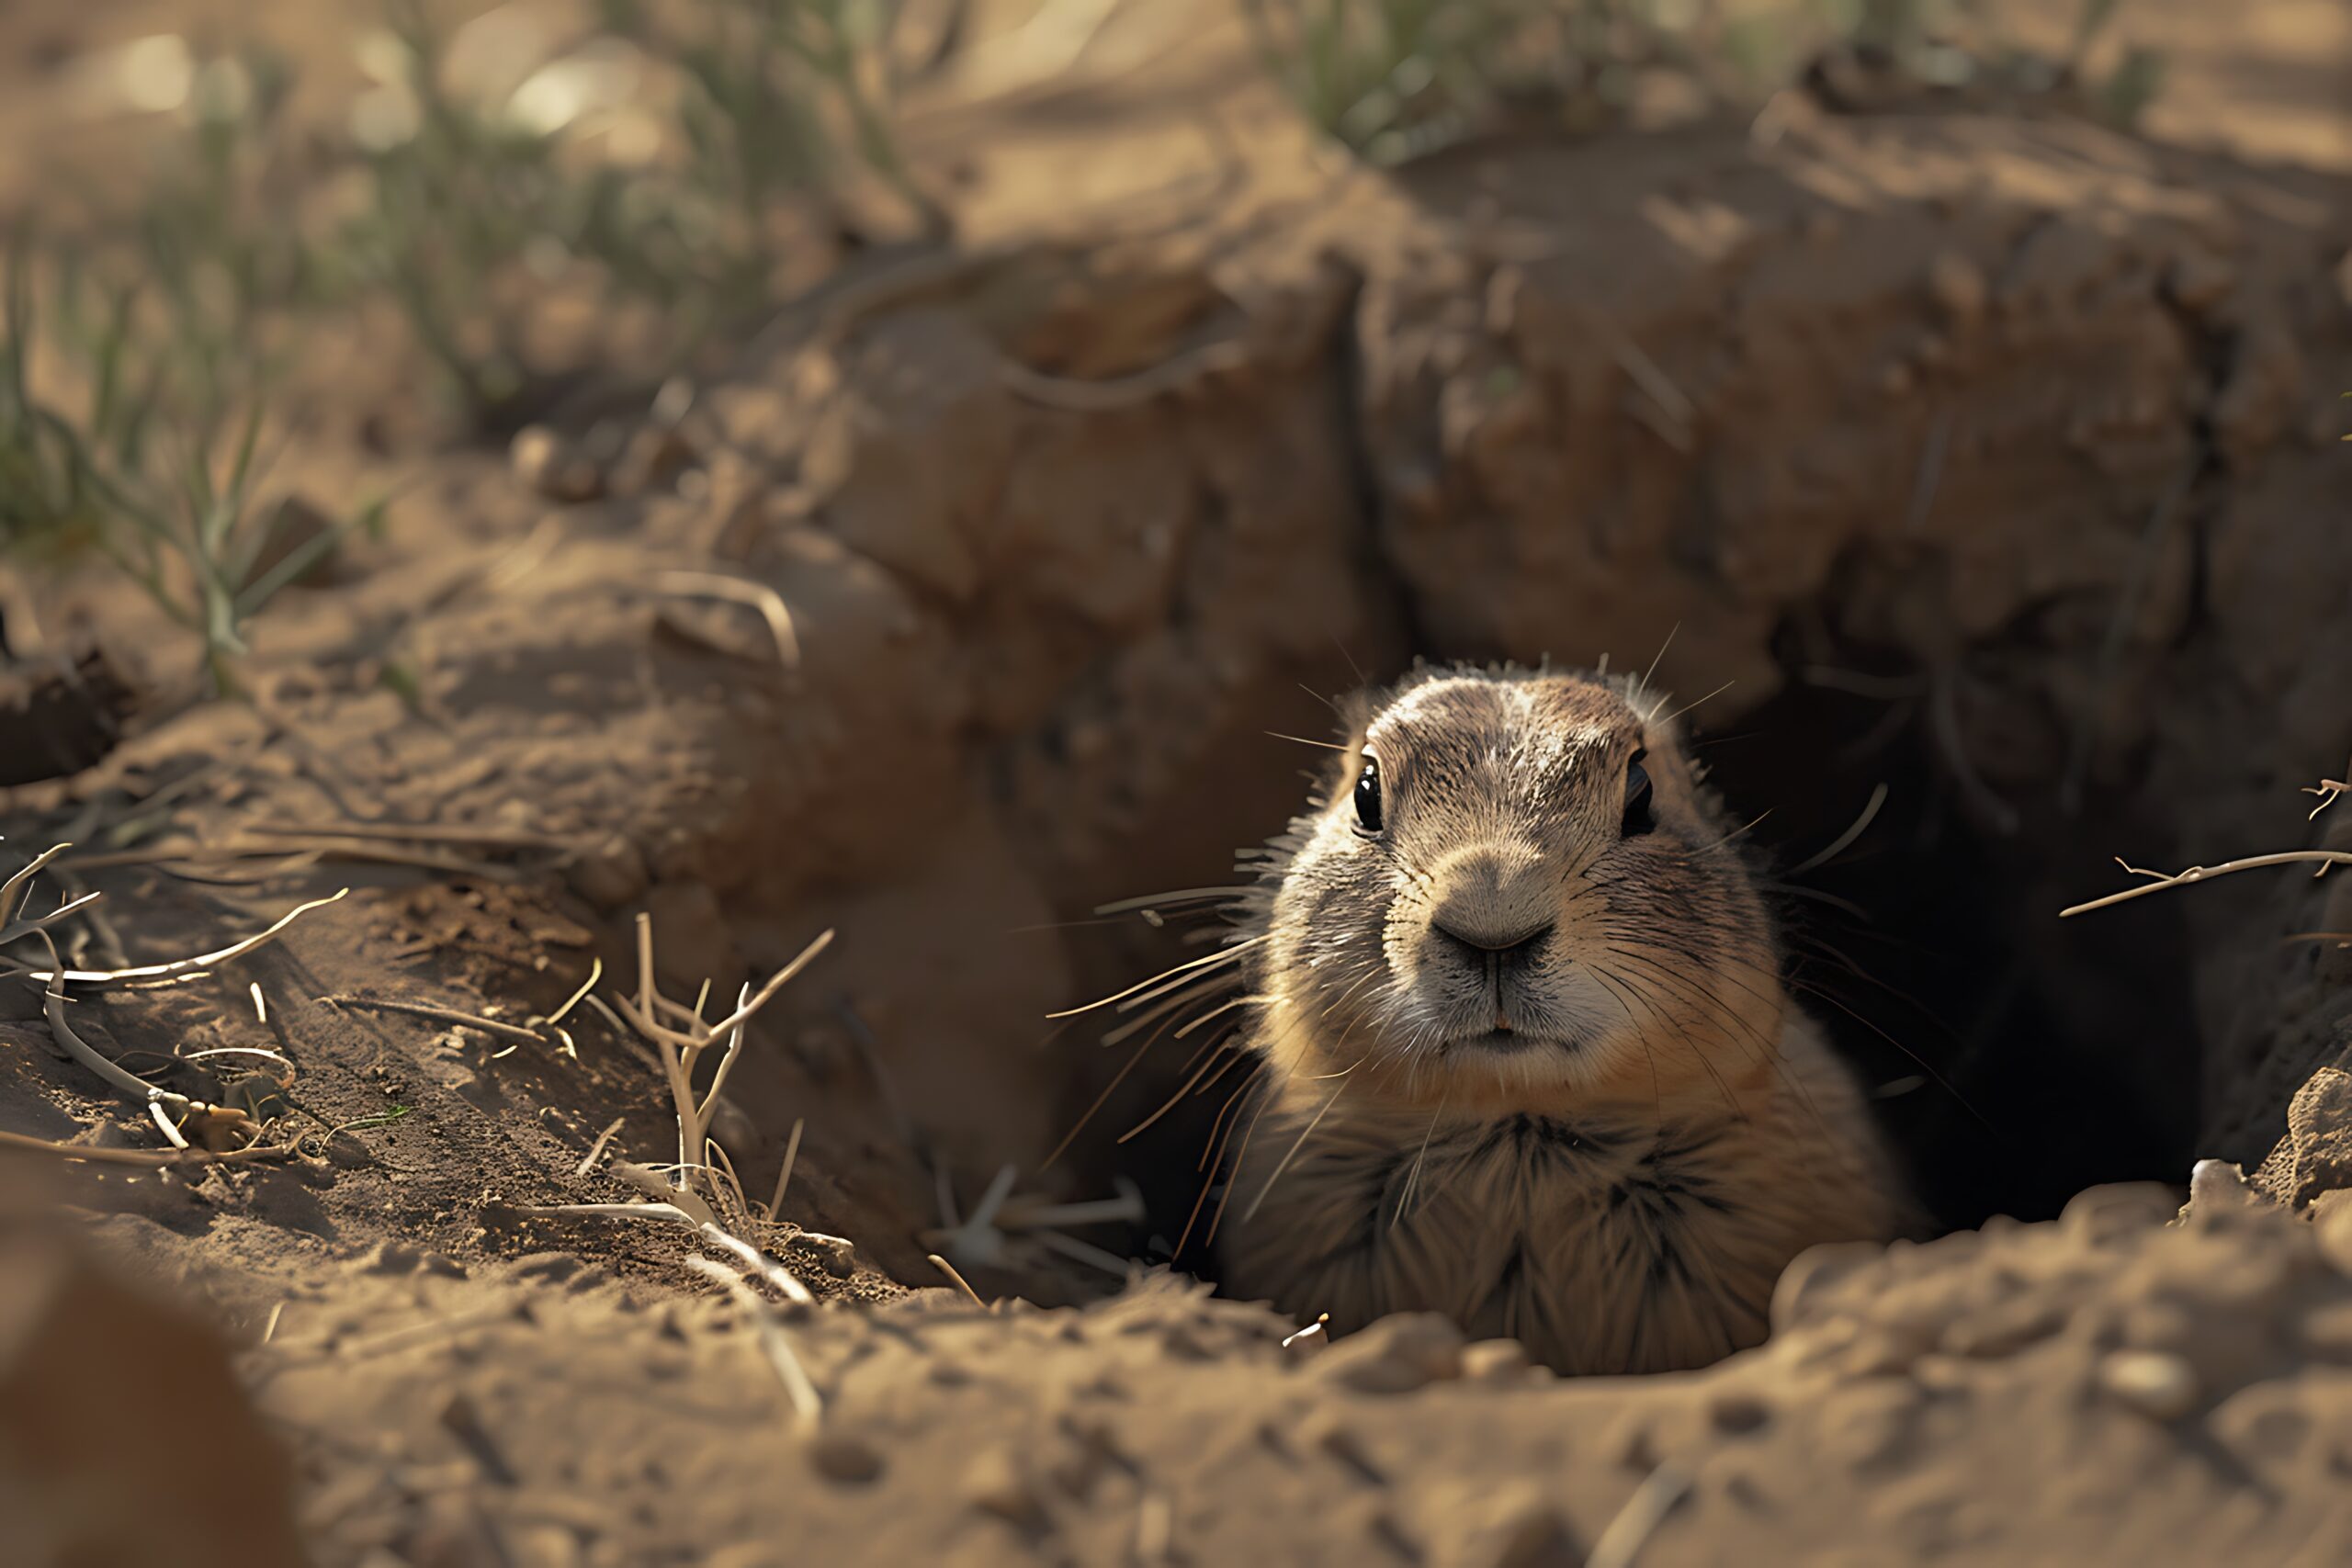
[1430,917,1555,959]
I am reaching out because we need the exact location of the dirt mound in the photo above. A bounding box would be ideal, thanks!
[3,13,2351,1562]
[38,1173,2352,1566]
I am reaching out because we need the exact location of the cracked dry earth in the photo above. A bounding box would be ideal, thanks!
[6,2,2352,1565]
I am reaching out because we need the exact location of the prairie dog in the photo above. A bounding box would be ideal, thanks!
[1214,666,1907,1375]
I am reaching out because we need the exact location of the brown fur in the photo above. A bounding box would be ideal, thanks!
[1212,665,1907,1375]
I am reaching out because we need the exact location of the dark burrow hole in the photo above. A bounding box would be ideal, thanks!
[1068,625,2208,1286]
[1697,630,2204,1232]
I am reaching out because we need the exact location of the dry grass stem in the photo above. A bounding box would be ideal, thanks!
[62,838,515,880]
[652,570,802,670]
[684,1255,822,1428]
[540,916,834,1314]
[149,1100,194,1149]
[548,957,603,1026]
[8,886,349,984]
[766,1116,806,1221]
[611,915,833,1195]
[524,1192,820,1307]
[184,1045,298,1072]
[246,819,572,851]
[697,1224,816,1308]
[0,843,74,925]
[575,1116,627,1177]
[927,1252,988,1307]
[999,336,1255,412]
[317,993,551,1047]
[707,1137,754,1226]
[28,929,193,1118]
[0,1128,306,1167]
[2306,766,2348,818]
[1589,1463,1695,1568]
[2062,852,2352,918]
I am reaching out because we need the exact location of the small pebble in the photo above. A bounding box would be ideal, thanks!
[1709,1392,1774,1436]
[961,1445,1050,1531]
[806,1433,885,1484]
[2098,1350,2200,1421]
[1481,1501,1580,1568]
[1311,1313,1464,1394]
[801,1235,857,1278]
[1461,1338,1532,1383]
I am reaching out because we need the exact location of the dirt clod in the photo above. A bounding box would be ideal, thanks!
[805,1433,887,1486]
[1312,1313,1466,1394]
[2098,1350,2202,1421]
[0,1224,303,1568]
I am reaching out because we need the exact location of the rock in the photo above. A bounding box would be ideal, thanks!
[1479,1499,1581,1568]
[565,833,649,912]
[960,1445,1050,1532]
[2275,1068,2352,1207]
[1709,1390,1774,1435]
[0,638,139,788]
[2098,1349,2200,1420]
[805,1432,885,1484]
[2188,1159,2261,1219]
[511,425,605,503]
[0,1227,303,1568]
[1460,1338,1532,1383]
[1311,1313,1464,1393]
[799,1235,857,1278]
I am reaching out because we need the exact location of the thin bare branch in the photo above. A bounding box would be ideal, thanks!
[317,993,548,1047]
[2062,852,2352,918]
[16,889,349,984]
[684,1256,822,1428]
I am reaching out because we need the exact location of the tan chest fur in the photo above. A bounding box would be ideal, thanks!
[1218,1024,1902,1376]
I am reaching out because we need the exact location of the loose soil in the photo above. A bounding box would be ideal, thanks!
[2,3,2349,1565]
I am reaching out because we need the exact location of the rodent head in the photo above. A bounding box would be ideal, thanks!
[1250,666,1782,1117]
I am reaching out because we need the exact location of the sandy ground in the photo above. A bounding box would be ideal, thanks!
[3,2,2351,1564]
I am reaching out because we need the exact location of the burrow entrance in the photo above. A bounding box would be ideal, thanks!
[1708,622,2205,1232]
[1053,626,2210,1278]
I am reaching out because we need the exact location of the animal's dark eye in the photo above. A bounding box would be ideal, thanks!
[1622,750,1655,837]
[1353,755,1384,835]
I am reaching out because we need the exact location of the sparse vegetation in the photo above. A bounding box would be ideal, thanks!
[336,0,939,421]
[1,249,385,694]
[1245,0,2165,163]
[2,0,941,678]
[1240,0,1758,164]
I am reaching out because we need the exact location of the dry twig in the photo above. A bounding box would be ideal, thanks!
[0,1128,307,1168]
[684,1255,822,1428]
[2061,852,2352,918]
